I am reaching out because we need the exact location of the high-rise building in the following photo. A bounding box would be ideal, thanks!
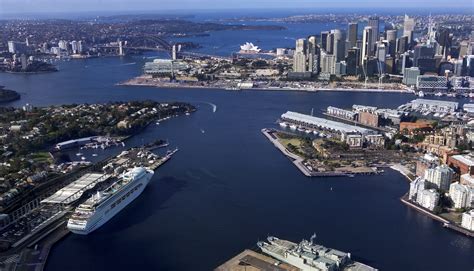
[7,41,26,54]
[461,210,474,231]
[71,41,79,54]
[425,165,454,191]
[414,44,435,66]
[307,36,320,73]
[403,15,415,46]
[449,182,470,209]
[367,16,380,50]
[409,177,426,201]
[403,67,420,86]
[333,30,345,62]
[293,39,307,73]
[320,51,336,75]
[396,36,409,54]
[361,26,373,64]
[386,30,397,57]
[326,32,334,54]
[347,23,358,49]
[375,43,386,73]
[77,41,84,54]
[58,40,68,51]
[345,47,360,76]
[417,189,439,211]
[320,31,329,52]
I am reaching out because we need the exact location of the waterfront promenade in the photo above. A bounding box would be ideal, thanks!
[119,75,413,94]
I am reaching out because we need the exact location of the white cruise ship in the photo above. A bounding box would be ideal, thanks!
[67,167,154,235]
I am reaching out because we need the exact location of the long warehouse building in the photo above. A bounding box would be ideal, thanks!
[281,111,375,135]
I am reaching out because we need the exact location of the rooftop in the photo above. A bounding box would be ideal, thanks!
[281,111,373,135]
[451,155,474,167]
[41,173,109,205]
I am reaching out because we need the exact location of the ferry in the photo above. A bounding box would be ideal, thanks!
[67,167,154,235]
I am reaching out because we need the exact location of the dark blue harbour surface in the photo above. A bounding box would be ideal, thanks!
[0,32,473,271]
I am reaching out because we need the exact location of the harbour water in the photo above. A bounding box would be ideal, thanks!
[0,20,473,271]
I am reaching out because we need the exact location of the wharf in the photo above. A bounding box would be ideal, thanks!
[322,113,390,133]
[215,249,299,271]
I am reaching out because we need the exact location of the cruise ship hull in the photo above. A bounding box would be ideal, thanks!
[67,170,154,235]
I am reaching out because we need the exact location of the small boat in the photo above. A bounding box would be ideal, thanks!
[200,129,205,134]
[76,153,83,156]
[279,122,288,128]
[92,154,98,157]
[305,129,311,134]
[313,130,318,135]
[81,156,86,160]
[185,113,190,116]
[418,91,424,97]
[289,125,297,130]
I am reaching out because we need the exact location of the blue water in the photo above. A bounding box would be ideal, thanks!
[0,21,473,271]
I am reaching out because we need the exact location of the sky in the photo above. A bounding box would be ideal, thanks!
[0,0,472,15]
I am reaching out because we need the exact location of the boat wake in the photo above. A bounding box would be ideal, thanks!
[198,102,217,113]
[120,62,136,66]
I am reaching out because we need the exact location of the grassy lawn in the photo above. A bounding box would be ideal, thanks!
[277,137,304,152]
[439,212,463,223]
[30,152,53,163]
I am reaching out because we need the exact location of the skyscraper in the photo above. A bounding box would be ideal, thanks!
[333,29,345,62]
[361,26,373,64]
[396,36,409,54]
[386,30,397,57]
[293,39,307,73]
[368,16,380,51]
[404,15,415,46]
[347,23,358,49]
[307,36,320,74]
[320,31,329,52]
[326,32,334,54]
[346,47,360,76]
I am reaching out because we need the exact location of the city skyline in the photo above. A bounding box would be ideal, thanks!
[1,0,473,15]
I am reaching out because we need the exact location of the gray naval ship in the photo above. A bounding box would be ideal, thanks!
[257,234,378,271]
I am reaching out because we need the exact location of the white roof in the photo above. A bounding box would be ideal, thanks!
[281,111,373,134]
[42,173,108,204]
[411,99,458,108]
[451,155,474,167]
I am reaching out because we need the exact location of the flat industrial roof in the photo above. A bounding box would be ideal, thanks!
[411,99,459,107]
[451,155,474,167]
[42,173,108,205]
[281,111,373,134]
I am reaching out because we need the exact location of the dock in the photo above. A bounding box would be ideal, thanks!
[215,249,299,271]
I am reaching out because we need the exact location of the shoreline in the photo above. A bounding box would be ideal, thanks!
[400,194,474,238]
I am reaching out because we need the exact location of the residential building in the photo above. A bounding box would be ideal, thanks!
[449,182,470,209]
[461,210,474,231]
[417,189,439,211]
[424,165,454,191]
